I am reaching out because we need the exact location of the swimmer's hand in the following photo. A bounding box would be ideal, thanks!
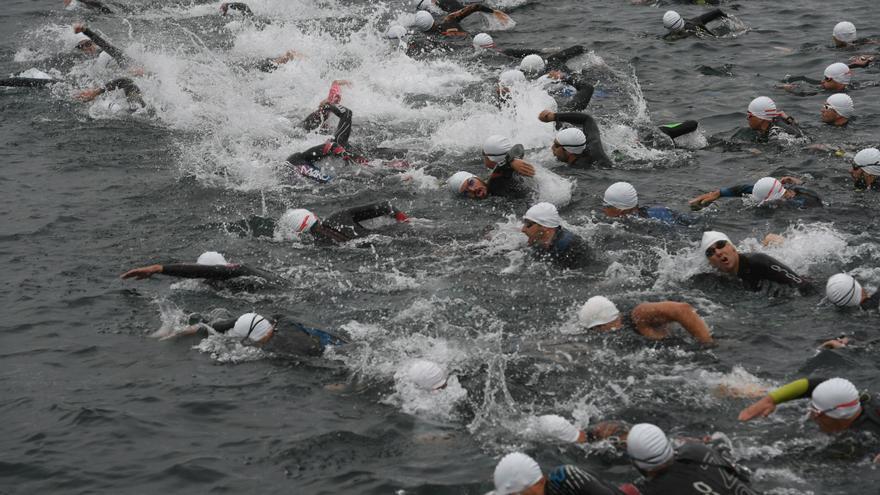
[804,143,831,152]
[538,109,556,123]
[157,324,202,341]
[778,176,802,186]
[738,395,776,421]
[848,55,874,68]
[820,336,849,349]
[76,88,103,102]
[546,70,564,80]
[510,159,535,177]
[121,264,163,280]
[73,22,86,34]
[688,190,720,210]
[761,233,784,247]
[778,83,796,92]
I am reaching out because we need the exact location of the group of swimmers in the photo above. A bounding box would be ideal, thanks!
[9,0,880,493]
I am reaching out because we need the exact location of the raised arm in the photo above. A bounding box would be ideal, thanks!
[545,45,586,68]
[631,301,713,344]
[694,9,727,26]
[348,201,408,223]
[688,184,753,208]
[121,263,254,280]
[325,104,353,146]
[738,377,825,421]
[443,3,492,23]
[76,24,128,67]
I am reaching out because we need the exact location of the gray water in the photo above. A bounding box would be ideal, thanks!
[1,0,879,493]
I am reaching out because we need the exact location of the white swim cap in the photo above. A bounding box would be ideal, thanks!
[280,208,318,235]
[627,423,674,470]
[826,273,863,307]
[493,453,543,495]
[415,0,433,10]
[854,148,880,176]
[663,11,685,31]
[556,127,587,155]
[825,93,853,118]
[523,202,562,228]
[499,69,526,87]
[412,10,435,32]
[578,296,620,329]
[519,54,545,75]
[534,414,580,443]
[603,182,639,210]
[700,231,732,256]
[473,32,495,49]
[405,359,448,390]
[385,25,408,40]
[824,62,852,85]
[196,251,227,266]
[833,21,857,43]
[447,171,476,194]
[748,96,782,121]
[752,177,786,205]
[482,134,514,164]
[229,313,273,342]
[811,378,861,419]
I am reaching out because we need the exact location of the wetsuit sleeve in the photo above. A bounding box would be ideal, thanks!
[286,143,325,166]
[104,78,146,107]
[566,76,595,112]
[160,263,254,280]
[225,3,254,15]
[346,201,399,223]
[300,108,328,131]
[82,28,128,67]
[718,184,753,197]
[768,377,826,404]
[208,318,237,333]
[499,48,540,59]
[554,112,612,167]
[694,9,727,25]
[0,78,56,88]
[325,104,353,146]
[81,0,113,14]
[546,45,586,68]
[436,0,465,12]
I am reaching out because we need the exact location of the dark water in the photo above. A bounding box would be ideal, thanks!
[1,0,879,493]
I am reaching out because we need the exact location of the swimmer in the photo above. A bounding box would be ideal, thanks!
[743,96,807,143]
[446,171,489,199]
[163,312,347,358]
[602,182,693,225]
[76,77,146,110]
[491,452,635,495]
[739,377,880,458]
[73,23,130,69]
[832,21,880,48]
[399,359,449,391]
[780,62,856,96]
[249,49,305,72]
[521,202,591,269]
[626,423,759,494]
[577,295,713,344]
[411,4,497,37]
[514,48,597,111]
[481,135,536,199]
[285,103,364,177]
[277,202,410,244]
[220,2,253,16]
[121,251,279,287]
[414,0,465,14]
[850,148,880,191]
[825,273,880,311]
[538,109,613,168]
[820,93,853,126]
[697,231,813,294]
[661,9,728,40]
[689,176,823,209]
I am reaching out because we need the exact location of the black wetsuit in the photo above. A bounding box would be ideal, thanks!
[717,183,823,208]
[223,2,254,16]
[404,35,455,58]
[664,9,728,40]
[861,291,880,311]
[545,465,625,495]
[713,117,809,149]
[0,77,57,88]
[635,443,759,495]
[311,202,405,244]
[486,145,530,198]
[102,78,146,109]
[503,45,587,74]
[554,112,613,168]
[210,315,345,357]
[159,263,276,282]
[83,27,129,68]
[530,227,591,269]
[503,46,596,111]
[779,75,859,97]
[286,104,366,168]
[431,0,465,13]
[431,4,494,36]
[736,252,813,295]
[77,0,113,14]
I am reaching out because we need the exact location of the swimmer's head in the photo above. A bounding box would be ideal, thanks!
[832,21,857,47]
[602,181,639,217]
[196,251,227,266]
[701,231,737,274]
[522,202,562,247]
[533,414,581,443]
[403,359,448,391]
[412,10,434,32]
[825,273,864,308]
[577,295,621,331]
[822,62,852,91]
[663,10,685,32]
[229,313,274,343]
[551,127,586,163]
[497,69,526,96]
[627,423,675,473]
[279,208,318,237]
[822,93,853,125]
[74,33,99,55]
[519,54,545,76]
[448,171,487,199]
[493,453,543,495]
[851,147,880,189]
[746,96,781,130]
[810,378,862,432]
[482,134,513,167]
[751,177,786,205]
[472,32,495,50]
[385,24,408,41]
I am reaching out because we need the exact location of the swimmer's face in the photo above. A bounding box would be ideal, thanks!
[746,112,770,131]
[810,408,859,433]
[550,140,569,162]
[460,177,488,199]
[76,40,99,55]
[706,240,738,273]
[521,219,549,247]
[820,78,846,92]
[482,154,499,170]
[602,205,624,217]
[832,36,849,48]
[820,104,844,124]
